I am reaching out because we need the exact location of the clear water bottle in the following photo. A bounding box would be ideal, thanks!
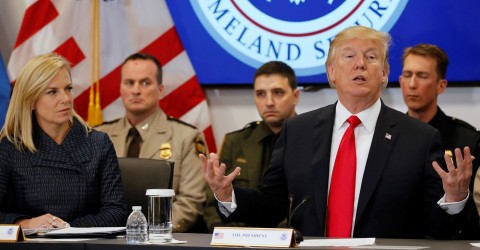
[126,206,148,244]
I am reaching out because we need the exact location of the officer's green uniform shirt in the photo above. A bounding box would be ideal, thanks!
[204,121,278,231]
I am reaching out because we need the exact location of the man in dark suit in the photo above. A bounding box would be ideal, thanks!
[200,26,473,239]
[399,44,480,238]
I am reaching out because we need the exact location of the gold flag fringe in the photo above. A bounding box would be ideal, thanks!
[87,0,103,126]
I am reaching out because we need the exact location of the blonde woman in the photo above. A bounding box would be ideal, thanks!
[0,53,128,229]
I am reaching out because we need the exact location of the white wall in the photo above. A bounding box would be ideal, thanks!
[2,1,479,149]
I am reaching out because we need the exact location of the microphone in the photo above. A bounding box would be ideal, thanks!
[287,195,311,243]
[288,196,311,228]
[287,194,294,228]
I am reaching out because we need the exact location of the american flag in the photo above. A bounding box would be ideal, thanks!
[214,232,224,239]
[7,0,217,152]
[385,133,392,140]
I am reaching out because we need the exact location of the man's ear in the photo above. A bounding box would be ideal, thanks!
[437,79,447,95]
[381,66,388,84]
[293,88,300,105]
[327,64,336,88]
[157,84,164,98]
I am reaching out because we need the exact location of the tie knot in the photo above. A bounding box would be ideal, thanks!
[128,127,140,138]
[347,115,361,128]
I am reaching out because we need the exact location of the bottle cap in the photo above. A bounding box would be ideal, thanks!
[132,206,142,211]
[146,189,175,197]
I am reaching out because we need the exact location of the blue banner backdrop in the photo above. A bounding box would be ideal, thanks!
[167,1,480,85]
[0,53,11,126]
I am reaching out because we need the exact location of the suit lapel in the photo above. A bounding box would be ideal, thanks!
[311,104,336,234]
[355,103,398,225]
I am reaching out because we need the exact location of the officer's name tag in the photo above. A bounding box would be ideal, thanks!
[211,227,295,248]
[0,225,25,242]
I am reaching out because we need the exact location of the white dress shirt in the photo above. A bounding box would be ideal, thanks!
[329,99,380,226]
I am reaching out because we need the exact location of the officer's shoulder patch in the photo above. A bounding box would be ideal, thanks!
[194,136,207,155]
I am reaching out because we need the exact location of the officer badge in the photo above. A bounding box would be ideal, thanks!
[236,158,246,163]
[445,150,453,163]
[160,143,172,160]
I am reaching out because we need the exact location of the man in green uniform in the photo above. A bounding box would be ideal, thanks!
[204,61,300,232]
[96,53,207,233]
[399,44,480,238]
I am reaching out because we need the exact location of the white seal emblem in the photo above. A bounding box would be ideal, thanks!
[191,0,408,76]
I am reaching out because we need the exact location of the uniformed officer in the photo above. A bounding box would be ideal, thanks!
[204,61,300,232]
[399,44,480,239]
[95,53,207,233]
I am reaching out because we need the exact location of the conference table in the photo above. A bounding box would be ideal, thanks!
[1,233,480,250]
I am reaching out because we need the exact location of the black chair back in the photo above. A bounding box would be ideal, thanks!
[117,157,174,216]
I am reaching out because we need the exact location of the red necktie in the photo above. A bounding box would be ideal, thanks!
[326,115,361,237]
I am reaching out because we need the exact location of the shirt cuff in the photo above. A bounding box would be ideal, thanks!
[437,191,469,215]
[216,190,237,217]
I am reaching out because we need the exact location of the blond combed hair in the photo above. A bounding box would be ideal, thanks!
[0,53,89,152]
[326,26,391,88]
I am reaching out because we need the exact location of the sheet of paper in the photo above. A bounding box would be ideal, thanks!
[147,239,187,245]
[27,238,96,242]
[354,246,429,249]
[23,228,38,236]
[471,243,480,247]
[44,227,125,236]
[299,238,375,247]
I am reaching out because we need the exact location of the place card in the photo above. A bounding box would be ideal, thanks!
[0,225,25,242]
[211,227,295,248]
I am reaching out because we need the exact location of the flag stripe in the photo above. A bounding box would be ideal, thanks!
[181,101,210,132]
[141,28,184,66]
[73,66,120,119]
[160,76,204,118]
[162,51,196,97]
[202,126,217,153]
[53,37,86,68]
[14,0,58,49]
[179,100,217,152]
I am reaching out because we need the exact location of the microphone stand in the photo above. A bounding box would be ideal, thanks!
[287,195,310,244]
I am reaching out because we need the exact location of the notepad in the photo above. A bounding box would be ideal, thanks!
[38,227,125,238]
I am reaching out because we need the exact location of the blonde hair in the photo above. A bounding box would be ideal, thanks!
[0,53,89,152]
[326,26,391,87]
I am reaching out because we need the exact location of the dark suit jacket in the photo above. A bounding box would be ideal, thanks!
[0,118,128,227]
[227,102,467,239]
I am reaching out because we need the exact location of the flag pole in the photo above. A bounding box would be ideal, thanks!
[94,0,103,125]
[88,0,102,126]
[87,0,96,125]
